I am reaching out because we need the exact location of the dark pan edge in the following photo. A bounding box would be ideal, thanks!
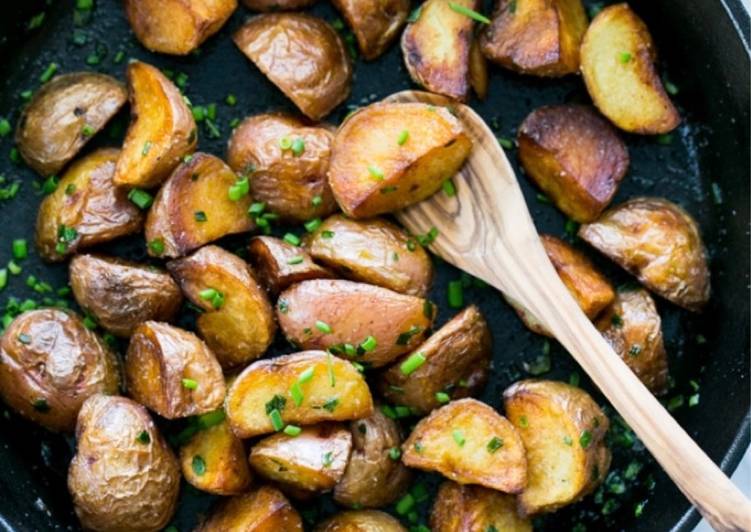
[720,0,751,52]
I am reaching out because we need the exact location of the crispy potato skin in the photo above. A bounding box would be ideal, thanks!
[596,289,668,395]
[578,197,710,310]
[242,0,317,11]
[233,15,352,120]
[70,254,182,337]
[518,105,629,223]
[226,113,337,221]
[468,38,489,99]
[125,321,225,419]
[305,215,433,296]
[249,236,334,295]
[68,395,180,532]
[379,305,491,414]
[0,309,120,432]
[503,379,610,515]
[431,481,532,532]
[334,409,412,508]
[145,152,254,258]
[277,279,434,367]
[402,398,527,493]
[332,0,409,60]
[16,73,127,176]
[113,61,197,188]
[167,245,276,369]
[315,510,408,531]
[124,0,237,55]
[35,148,144,262]
[196,486,303,531]
[580,4,680,134]
[328,102,472,218]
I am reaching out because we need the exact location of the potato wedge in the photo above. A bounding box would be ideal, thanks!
[233,14,352,120]
[517,105,629,223]
[145,152,254,258]
[196,486,303,531]
[431,481,532,532]
[226,113,337,221]
[379,305,491,414]
[242,0,317,11]
[226,351,373,438]
[315,510,407,531]
[578,197,710,310]
[277,279,434,367]
[35,148,144,262]
[468,38,489,99]
[124,0,237,55]
[16,72,127,177]
[113,61,197,188]
[304,215,433,296]
[328,102,472,218]
[167,245,276,369]
[580,4,680,134]
[332,0,409,60]
[402,398,527,493]
[596,288,668,395]
[125,321,225,419]
[249,236,333,295]
[503,379,610,515]
[480,0,588,76]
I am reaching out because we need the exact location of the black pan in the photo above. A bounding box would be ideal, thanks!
[0,1,747,530]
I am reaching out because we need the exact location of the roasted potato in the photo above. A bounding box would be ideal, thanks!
[233,14,352,120]
[517,105,629,223]
[226,113,337,221]
[596,288,668,395]
[113,61,197,188]
[0,309,120,432]
[249,236,334,295]
[578,197,710,311]
[68,394,180,532]
[315,510,407,531]
[125,321,225,419]
[430,481,532,532]
[328,102,472,218]
[468,39,489,99]
[480,0,588,76]
[402,398,527,493]
[124,0,237,55]
[69,254,182,337]
[145,152,254,258]
[277,279,434,367]
[379,305,491,414]
[503,379,610,515]
[35,148,144,262]
[242,0,317,11]
[332,0,409,60]
[15,72,127,176]
[195,486,303,531]
[305,215,433,296]
[580,4,680,134]
[167,245,276,369]
[334,409,412,508]
[226,350,374,438]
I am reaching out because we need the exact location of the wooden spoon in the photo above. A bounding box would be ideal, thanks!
[385,90,751,531]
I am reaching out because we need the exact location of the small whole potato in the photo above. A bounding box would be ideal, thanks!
[248,236,334,295]
[196,486,303,531]
[333,0,410,60]
[431,481,532,532]
[315,510,407,531]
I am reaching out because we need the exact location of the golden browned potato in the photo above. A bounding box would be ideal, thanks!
[145,152,254,258]
[379,305,491,414]
[249,236,334,295]
[517,105,629,223]
[596,288,668,395]
[430,481,532,532]
[503,379,610,515]
[226,350,373,438]
[35,148,144,262]
[167,245,276,369]
[233,14,352,120]
[125,321,225,419]
[334,409,412,508]
[113,61,197,188]
[0,309,120,432]
[226,113,337,221]
[305,215,433,296]
[468,38,489,99]
[402,398,527,493]
[315,510,407,531]
[580,4,680,134]
[328,102,472,218]
[277,279,434,367]
[480,0,588,76]
[68,395,180,532]
[69,254,182,337]
[15,73,127,177]
[578,197,710,311]
[195,486,303,531]
[332,0,409,60]
[242,0,317,11]
[124,0,237,55]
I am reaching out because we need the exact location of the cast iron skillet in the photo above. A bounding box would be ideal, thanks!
[0,0,747,530]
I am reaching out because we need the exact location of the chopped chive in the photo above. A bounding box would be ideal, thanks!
[268,408,284,431]
[663,78,679,96]
[395,493,415,515]
[316,320,332,334]
[287,255,304,265]
[394,405,411,418]
[148,239,165,256]
[284,425,302,436]
[408,6,422,22]
[39,63,58,83]
[279,136,293,150]
[304,218,321,232]
[447,280,464,308]
[225,93,237,106]
[368,165,384,180]
[629,344,642,357]
[136,430,150,444]
[400,352,426,375]
[327,352,336,386]
[452,429,466,447]
[416,226,439,246]
[298,366,315,383]
[396,325,422,345]
[191,455,206,476]
[0,269,7,291]
[127,188,153,210]
[8,261,22,275]
[322,451,334,468]
[667,395,684,411]
[17,333,32,345]
[182,378,198,390]
[579,429,593,448]
[435,391,450,404]
[360,335,377,352]
[711,182,723,204]
[291,138,305,157]
[487,436,503,453]
[442,179,456,197]
[381,405,397,419]
[448,2,490,23]
[41,176,59,194]
[619,51,633,64]
[519,415,528,428]
[564,435,573,446]
[141,141,152,156]
[498,136,514,149]
[322,397,339,412]
[388,447,401,460]
[656,133,673,145]
[194,211,207,222]
[283,233,301,246]
[248,202,266,216]
[32,398,49,412]
[311,195,322,207]
[65,184,76,195]
[0,119,11,137]
[397,130,409,145]
[12,239,27,260]
[688,393,700,407]
[321,230,334,239]
[228,177,249,201]
[289,382,304,406]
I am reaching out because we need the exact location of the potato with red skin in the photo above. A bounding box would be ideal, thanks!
[196,486,303,531]
[249,236,334,295]
[242,0,317,11]
[316,510,407,531]
[332,0,409,60]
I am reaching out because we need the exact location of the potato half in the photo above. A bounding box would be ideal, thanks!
[431,481,532,532]
[332,0,409,60]
[196,486,303,531]
[316,510,407,532]
[249,236,334,295]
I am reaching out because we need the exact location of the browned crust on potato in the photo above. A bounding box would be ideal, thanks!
[249,236,334,295]
[196,486,303,531]
[315,510,408,531]
[332,0,409,60]
[469,37,489,99]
